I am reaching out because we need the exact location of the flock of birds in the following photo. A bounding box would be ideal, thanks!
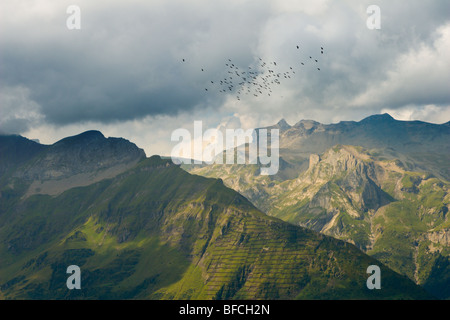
[182,44,324,101]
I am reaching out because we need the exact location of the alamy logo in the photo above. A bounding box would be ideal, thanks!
[366,5,381,30]
[66,5,81,30]
[66,265,81,290]
[366,265,381,290]
[171,121,279,175]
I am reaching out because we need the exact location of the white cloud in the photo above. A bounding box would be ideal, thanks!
[273,0,330,16]
[350,23,450,109]
[0,86,44,133]
[381,104,450,124]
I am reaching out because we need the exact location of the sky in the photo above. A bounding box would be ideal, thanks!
[1,0,449,157]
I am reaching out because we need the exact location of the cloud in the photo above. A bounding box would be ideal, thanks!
[1,0,449,155]
[215,0,450,125]
[22,105,233,157]
[0,0,273,128]
[0,86,44,134]
[381,104,450,124]
[350,23,450,110]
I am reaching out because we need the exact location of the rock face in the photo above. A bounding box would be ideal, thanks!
[309,154,320,168]
[428,229,450,247]
[1,131,146,196]
[190,143,450,299]
[273,113,450,181]
[271,145,395,238]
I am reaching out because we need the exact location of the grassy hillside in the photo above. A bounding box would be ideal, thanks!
[189,145,449,299]
[0,156,431,299]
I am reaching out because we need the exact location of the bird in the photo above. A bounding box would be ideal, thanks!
[194,46,325,101]
[182,59,185,62]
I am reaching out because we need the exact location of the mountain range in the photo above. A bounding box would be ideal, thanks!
[276,113,449,180]
[0,125,434,299]
[188,114,450,299]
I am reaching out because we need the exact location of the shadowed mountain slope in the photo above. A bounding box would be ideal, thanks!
[0,151,432,299]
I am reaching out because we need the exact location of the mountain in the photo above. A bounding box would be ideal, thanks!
[0,135,46,178]
[0,131,146,197]
[188,115,450,299]
[268,145,449,297]
[264,113,450,181]
[0,134,431,299]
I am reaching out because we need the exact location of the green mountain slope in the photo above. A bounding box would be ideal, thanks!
[0,155,431,299]
[189,145,449,299]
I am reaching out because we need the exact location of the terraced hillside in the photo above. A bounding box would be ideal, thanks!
[0,154,430,299]
[189,145,450,299]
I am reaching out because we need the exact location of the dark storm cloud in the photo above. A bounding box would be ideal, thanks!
[0,0,270,127]
[0,0,449,135]
[0,43,206,124]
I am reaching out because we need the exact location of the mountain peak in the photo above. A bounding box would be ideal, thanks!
[360,113,395,123]
[9,130,146,196]
[275,118,291,130]
[277,118,289,126]
[293,119,321,130]
[260,118,292,132]
[79,130,105,138]
[54,130,105,146]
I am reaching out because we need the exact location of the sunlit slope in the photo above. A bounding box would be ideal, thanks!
[0,156,431,299]
[190,144,449,299]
